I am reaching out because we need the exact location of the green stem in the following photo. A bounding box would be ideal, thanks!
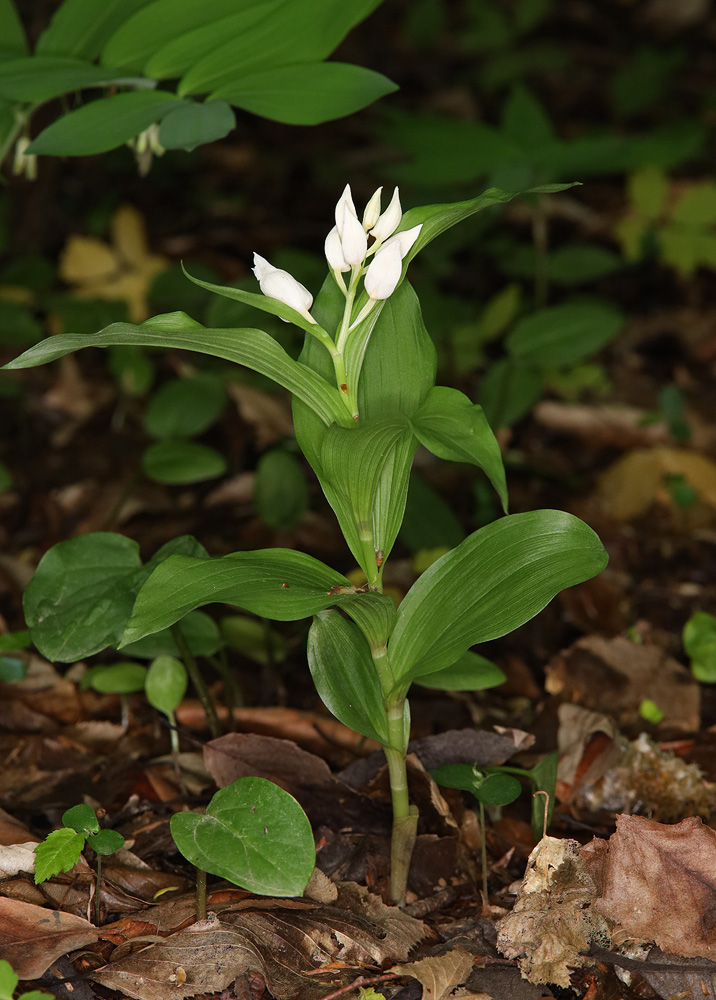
[195,867,207,921]
[383,696,418,906]
[357,520,381,589]
[94,855,102,927]
[171,625,221,739]
[479,800,488,902]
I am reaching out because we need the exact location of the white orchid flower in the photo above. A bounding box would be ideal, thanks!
[333,183,368,267]
[369,187,401,243]
[380,223,423,259]
[364,239,404,301]
[325,226,350,274]
[252,253,315,323]
[362,187,383,231]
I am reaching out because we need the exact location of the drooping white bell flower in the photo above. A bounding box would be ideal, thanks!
[369,187,401,243]
[325,226,350,274]
[333,183,367,267]
[364,239,403,301]
[252,253,315,323]
[362,187,383,231]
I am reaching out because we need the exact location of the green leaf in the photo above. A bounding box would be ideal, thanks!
[255,449,309,532]
[3,320,350,429]
[526,751,558,839]
[90,828,125,855]
[120,610,222,660]
[0,959,18,1000]
[502,84,555,147]
[338,592,396,651]
[122,549,351,645]
[170,776,315,897]
[80,661,147,694]
[0,657,26,682]
[28,90,182,156]
[62,804,99,835]
[478,357,544,428]
[318,417,416,574]
[212,61,397,125]
[142,439,227,484]
[506,301,625,369]
[177,0,385,96]
[36,0,154,59]
[220,615,288,665]
[683,611,716,682]
[628,166,668,220]
[144,375,227,438]
[0,0,27,56]
[429,763,478,794]
[399,473,464,554]
[671,182,716,226]
[409,386,508,512]
[0,628,30,651]
[145,655,187,717]
[474,772,522,806]
[0,56,129,102]
[23,533,142,662]
[415,650,506,691]
[33,829,85,884]
[158,99,235,151]
[307,609,390,745]
[389,510,608,693]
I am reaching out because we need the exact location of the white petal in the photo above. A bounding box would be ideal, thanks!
[382,223,423,259]
[362,186,382,231]
[340,209,368,266]
[252,253,314,315]
[370,186,401,242]
[325,226,350,272]
[334,183,358,236]
[364,240,403,300]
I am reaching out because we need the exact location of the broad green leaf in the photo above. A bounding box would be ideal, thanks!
[502,84,555,147]
[409,386,507,512]
[0,56,129,102]
[142,439,227,484]
[415,650,506,691]
[122,549,352,645]
[36,0,153,59]
[212,61,397,125]
[0,0,27,57]
[0,629,31,651]
[255,449,308,532]
[220,615,288,665]
[24,533,142,662]
[389,510,608,693]
[3,321,350,428]
[158,99,235,151]
[62,804,99,835]
[307,610,390,745]
[90,829,125,855]
[178,0,385,96]
[28,91,182,156]
[145,655,187,717]
[473,772,522,806]
[103,0,281,74]
[182,266,323,339]
[144,375,226,438]
[338,592,396,652]
[319,417,415,573]
[33,829,85,884]
[399,473,464,554]
[170,776,315,896]
[121,610,222,660]
[80,661,147,694]
[683,611,716,658]
[506,301,625,369]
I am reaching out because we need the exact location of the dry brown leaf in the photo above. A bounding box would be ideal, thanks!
[0,896,99,978]
[392,946,475,999]
[597,446,716,522]
[496,837,610,987]
[595,815,716,960]
[546,635,700,732]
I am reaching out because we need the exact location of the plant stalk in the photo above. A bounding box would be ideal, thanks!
[171,625,221,739]
[384,697,418,906]
[94,855,102,926]
[195,867,207,921]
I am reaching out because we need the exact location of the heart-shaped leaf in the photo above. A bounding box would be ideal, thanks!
[170,777,315,897]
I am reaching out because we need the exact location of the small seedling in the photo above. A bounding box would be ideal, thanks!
[34,804,125,925]
[639,698,664,723]
[145,654,188,754]
[0,959,52,1000]
[80,661,147,728]
[431,753,558,900]
[683,611,716,683]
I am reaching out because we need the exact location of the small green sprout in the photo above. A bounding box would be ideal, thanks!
[34,803,125,926]
[683,611,716,683]
[639,698,664,724]
[0,959,52,1000]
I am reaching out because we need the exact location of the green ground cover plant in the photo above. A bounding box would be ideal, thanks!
[5,182,608,905]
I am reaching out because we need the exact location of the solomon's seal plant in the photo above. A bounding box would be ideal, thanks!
[5,180,608,905]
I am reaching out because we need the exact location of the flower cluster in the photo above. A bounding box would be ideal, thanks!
[252,184,421,326]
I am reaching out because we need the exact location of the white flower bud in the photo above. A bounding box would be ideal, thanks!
[370,186,401,243]
[252,253,315,322]
[381,223,423,260]
[334,183,367,266]
[325,226,350,273]
[334,183,357,231]
[364,240,403,300]
[362,187,383,231]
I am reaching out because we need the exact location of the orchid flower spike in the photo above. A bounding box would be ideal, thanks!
[332,183,368,267]
[369,187,401,244]
[252,253,316,323]
[363,222,423,301]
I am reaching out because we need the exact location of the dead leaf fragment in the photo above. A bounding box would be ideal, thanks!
[496,837,610,987]
[0,896,99,979]
[392,946,475,999]
[595,814,716,960]
[597,446,716,522]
